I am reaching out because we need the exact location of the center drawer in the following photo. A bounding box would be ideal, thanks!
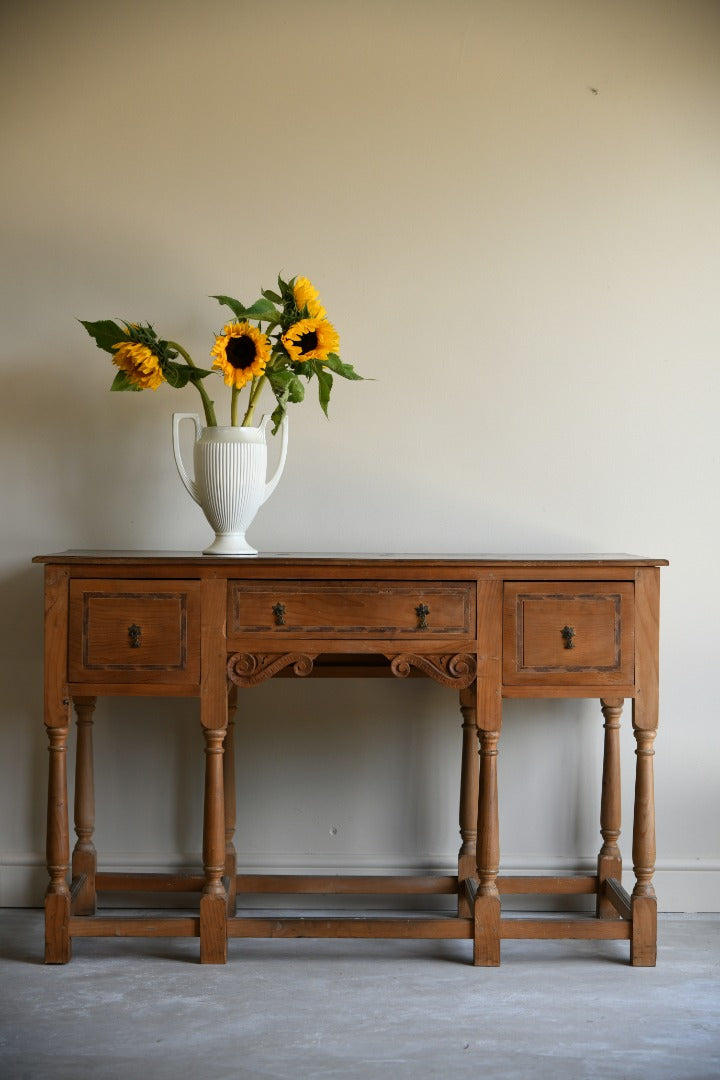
[227,581,476,638]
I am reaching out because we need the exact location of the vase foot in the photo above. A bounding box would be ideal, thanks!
[203,534,258,556]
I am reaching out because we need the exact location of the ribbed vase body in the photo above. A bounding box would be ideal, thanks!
[193,430,267,554]
[172,414,288,556]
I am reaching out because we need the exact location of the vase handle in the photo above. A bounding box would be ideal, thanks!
[172,412,204,505]
[262,415,288,505]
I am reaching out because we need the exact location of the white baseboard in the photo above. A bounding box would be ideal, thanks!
[3,852,718,912]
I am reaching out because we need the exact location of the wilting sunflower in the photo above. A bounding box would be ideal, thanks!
[112,340,165,390]
[282,317,340,365]
[293,276,326,320]
[211,321,271,389]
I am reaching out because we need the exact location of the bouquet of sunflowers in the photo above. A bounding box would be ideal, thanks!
[81,275,363,433]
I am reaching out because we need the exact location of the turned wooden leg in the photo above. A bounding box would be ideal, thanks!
[597,698,623,918]
[224,688,238,916]
[200,726,228,964]
[473,729,501,966]
[45,723,71,963]
[457,687,479,917]
[199,576,229,963]
[72,696,97,916]
[631,724,657,966]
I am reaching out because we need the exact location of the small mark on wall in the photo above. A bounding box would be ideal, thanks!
[589,86,599,95]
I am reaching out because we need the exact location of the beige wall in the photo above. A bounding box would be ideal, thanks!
[1,0,718,909]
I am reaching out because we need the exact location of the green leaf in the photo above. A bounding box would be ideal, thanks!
[285,374,304,403]
[270,400,287,434]
[162,362,192,389]
[261,288,282,303]
[324,353,364,380]
[80,318,129,354]
[163,362,215,389]
[316,367,333,417]
[110,369,142,391]
[268,368,304,403]
[185,365,215,381]
[242,297,281,320]
[268,373,291,434]
[211,294,247,319]
[267,368,292,390]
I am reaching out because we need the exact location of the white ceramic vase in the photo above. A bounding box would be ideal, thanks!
[172,413,288,555]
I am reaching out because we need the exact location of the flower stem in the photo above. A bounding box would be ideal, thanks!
[242,374,267,426]
[231,387,240,426]
[167,340,217,427]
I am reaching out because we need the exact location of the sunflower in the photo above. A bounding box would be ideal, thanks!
[111,340,165,390]
[292,276,326,319]
[282,317,340,365]
[211,321,271,389]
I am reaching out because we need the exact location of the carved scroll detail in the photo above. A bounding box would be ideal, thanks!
[386,653,477,689]
[227,652,316,687]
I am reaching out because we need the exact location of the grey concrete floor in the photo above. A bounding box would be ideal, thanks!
[1,910,718,1080]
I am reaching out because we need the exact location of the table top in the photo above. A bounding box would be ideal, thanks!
[33,550,669,567]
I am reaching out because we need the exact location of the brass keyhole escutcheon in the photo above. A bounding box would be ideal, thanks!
[561,625,575,649]
[272,602,286,627]
[416,603,430,630]
[128,624,142,648]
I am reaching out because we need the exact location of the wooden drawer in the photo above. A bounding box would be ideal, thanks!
[228,580,476,639]
[69,580,201,684]
[503,582,634,687]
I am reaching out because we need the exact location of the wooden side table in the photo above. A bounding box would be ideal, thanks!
[33,552,666,965]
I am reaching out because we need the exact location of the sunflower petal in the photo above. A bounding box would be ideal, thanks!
[111,340,165,390]
[281,317,340,364]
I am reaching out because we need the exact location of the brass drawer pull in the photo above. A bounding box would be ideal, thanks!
[561,625,575,649]
[128,624,142,648]
[272,602,286,627]
[416,603,430,630]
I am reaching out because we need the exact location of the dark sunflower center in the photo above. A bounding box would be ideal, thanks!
[226,335,257,370]
[297,330,318,355]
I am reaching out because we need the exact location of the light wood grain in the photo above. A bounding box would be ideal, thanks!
[228,580,475,636]
[458,687,479,916]
[224,687,238,915]
[597,698,624,918]
[235,874,458,894]
[68,579,201,686]
[503,582,635,687]
[35,552,666,966]
[71,696,97,916]
[474,722,501,966]
[633,567,661,731]
[226,917,473,940]
[603,877,632,921]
